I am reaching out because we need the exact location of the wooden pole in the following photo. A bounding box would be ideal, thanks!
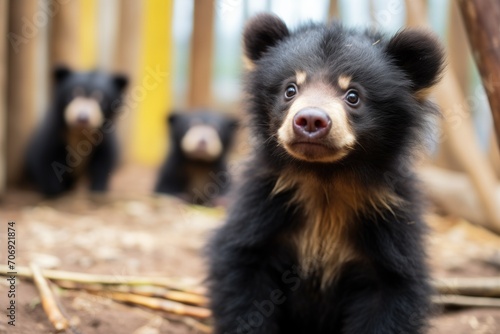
[458,0,500,150]
[187,0,215,108]
[113,0,143,162]
[328,0,339,19]
[405,0,427,27]
[0,0,8,195]
[113,0,143,74]
[448,1,471,96]
[406,0,500,233]
[6,0,40,185]
[49,0,80,69]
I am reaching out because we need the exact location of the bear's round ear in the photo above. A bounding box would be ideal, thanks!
[385,29,445,93]
[167,112,179,124]
[224,117,239,134]
[243,13,289,65]
[113,74,128,92]
[53,66,72,83]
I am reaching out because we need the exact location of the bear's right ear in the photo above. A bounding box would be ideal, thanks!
[53,66,72,83]
[385,29,445,93]
[243,13,289,65]
[167,112,179,125]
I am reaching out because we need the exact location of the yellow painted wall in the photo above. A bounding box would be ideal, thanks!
[131,0,173,165]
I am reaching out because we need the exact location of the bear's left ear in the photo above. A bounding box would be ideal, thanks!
[226,117,239,133]
[243,13,290,65]
[167,112,179,125]
[113,74,128,92]
[53,65,72,83]
[385,29,445,93]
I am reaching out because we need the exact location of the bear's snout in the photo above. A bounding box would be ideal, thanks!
[76,112,90,125]
[293,108,331,139]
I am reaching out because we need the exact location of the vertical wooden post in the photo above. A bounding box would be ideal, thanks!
[114,0,143,74]
[458,0,500,150]
[6,0,40,185]
[405,0,428,27]
[406,0,500,232]
[448,0,471,95]
[187,0,215,108]
[49,0,80,69]
[113,0,144,162]
[0,0,8,194]
[328,0,339,19]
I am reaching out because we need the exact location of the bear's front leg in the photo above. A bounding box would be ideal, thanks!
[209,249,284,334]
[88,136,117,192]
[342,215,432,334]
[342,279,430,334]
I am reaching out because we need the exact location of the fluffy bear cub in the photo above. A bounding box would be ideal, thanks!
[155,110,237,205]
[207,13,444,334]
[25,67,128,196]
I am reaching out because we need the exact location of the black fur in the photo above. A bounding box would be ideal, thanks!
[25,67,128,196]
[155,110,237,205]
[207,14,444,334]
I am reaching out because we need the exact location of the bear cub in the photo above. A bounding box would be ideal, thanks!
[207,14,444,334]
[155,110,237,205]
[25,67,128,196]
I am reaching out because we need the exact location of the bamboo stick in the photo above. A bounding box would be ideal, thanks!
[56,280,208,306]
[0,264,205,295]
[92,291,211,319]
[433,277,500,297]
[30,264,70,332]
[433,294,500,308]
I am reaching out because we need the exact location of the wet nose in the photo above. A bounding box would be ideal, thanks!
[293,108,331,139]
[197,138,208,150]
[76,112,89,124]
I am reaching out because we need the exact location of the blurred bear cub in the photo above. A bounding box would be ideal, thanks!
[25,67,128,196]
[155,110,237,205]
[207,14,444,334]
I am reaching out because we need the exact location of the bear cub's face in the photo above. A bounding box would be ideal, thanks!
[243,14,444,166]
[169,111,237,162]
[53,66,128,130]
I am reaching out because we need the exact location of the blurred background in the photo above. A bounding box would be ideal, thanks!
[0,0,499,333]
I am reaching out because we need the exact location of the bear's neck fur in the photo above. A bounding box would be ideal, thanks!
[272,169,404,288]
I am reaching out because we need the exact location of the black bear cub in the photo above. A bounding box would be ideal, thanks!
[25,67,128,196]
[207,14,444,334]
[155,110,237,205]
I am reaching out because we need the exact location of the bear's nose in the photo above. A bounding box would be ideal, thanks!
[293,108,331,139]
[77,112,89,124]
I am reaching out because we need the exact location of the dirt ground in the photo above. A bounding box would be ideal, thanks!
[0,164,499,334]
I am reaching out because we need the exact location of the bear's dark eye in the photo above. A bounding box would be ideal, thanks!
[284,84,298,100]
[344,90,360,106]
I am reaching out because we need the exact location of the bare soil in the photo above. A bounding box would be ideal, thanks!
[0,164,499,334]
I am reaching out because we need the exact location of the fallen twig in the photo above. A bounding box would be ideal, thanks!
[56,281,208,306]
[30,263,70,332]
[0,264,205,295]
[92,291,212,319]
[433,277,500,297]
[433,294,500,308]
